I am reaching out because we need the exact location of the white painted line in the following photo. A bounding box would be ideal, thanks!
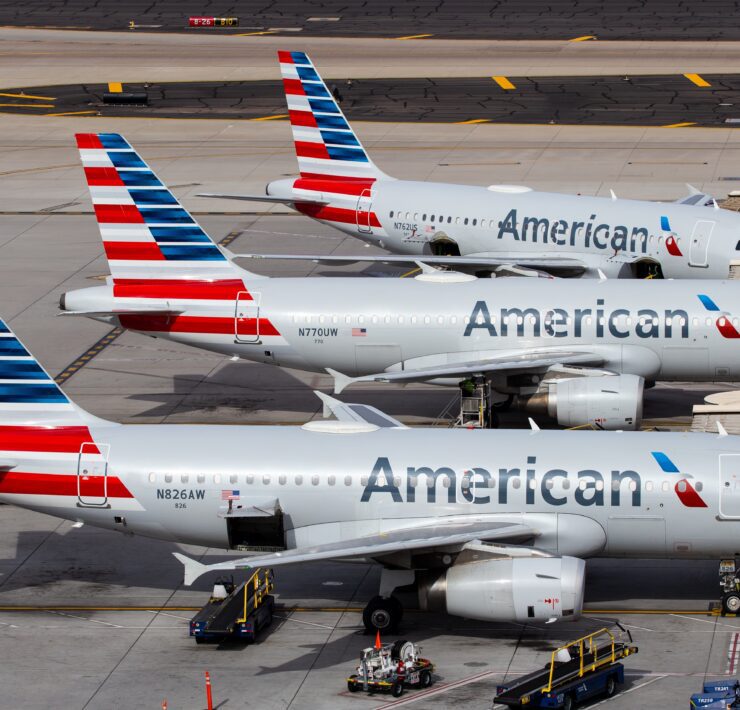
[272,614,335,630]
[670,613,740,630]
[589,674,666,707]
[46,610,123,629]
[729,632,739,674]
[377,669,497,708]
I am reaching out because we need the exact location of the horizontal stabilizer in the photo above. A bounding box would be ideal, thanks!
[174,520,536,585]
[328,351,603,394]
[196,193,328,206]
[59,304,184,317]
[229,252,587,275]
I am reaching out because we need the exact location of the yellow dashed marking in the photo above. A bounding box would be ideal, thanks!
[0,92,55,101]
[107,82,123,93]
[0,103,54,108]
[662,122,697,128]
[46,110,97,117]
[55,326,125,385]
[456,118,492,124]
[395,33,433,40]
[569,35,596,42]
[251,114,289,121]
[492,76,515,90]
[684,73,711,87]
[233,30,278,36]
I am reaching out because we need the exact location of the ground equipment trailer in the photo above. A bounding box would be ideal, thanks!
[690,679,740,708]
[494,627,638,709]
[189,568,274,644]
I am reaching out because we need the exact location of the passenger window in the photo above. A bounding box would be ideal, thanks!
[165,473,173,483]
[472,219,477,226]
[344,475,352,486]
[358,315,365,324]
[677,480,687,493]
[312,475,319,486]
[662,480,669,492]
[437,315,444,325]
[262,474,270,485]
[422,213,427,221]
[328,475,336,486]
[390,210,394,218]
[384,315,392,324]
[181,474,189,484]
[361,475,369,486]
[393,475,402,487]
[148,472,156,483]
[371,315,378,324]
[411,315,418,324]
[213,473,221,484]
[345,315,351,324]
[414,213,419,220]
[279,475,286,485]
[646,481,653,492]
[512,478,521,489]
[197,474,205,484]
[455,217,460,225]
[295,474,303,485]
[696,481,703,492]
[230,474,237,484]
[447,216,452,223]
[562,479,570,490]
[424,315,431,325]
[246,474,254,484]
[545,479,554,490]
[596,480,604,491]
[464,218,469,225]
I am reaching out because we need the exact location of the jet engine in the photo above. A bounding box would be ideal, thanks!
[417,556,585,623]
[521,373,644,430]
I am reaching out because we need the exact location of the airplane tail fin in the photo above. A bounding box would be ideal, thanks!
[277,51,390,181]
[0,318,107,430]
[75,133,262,288]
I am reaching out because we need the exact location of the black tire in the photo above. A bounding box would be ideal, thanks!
[362,596,402,633]
[391,681,404,698]
[605,674,617,697]
[723,592,740,615]
[347,677,359,693]
[563,693,576,710]
[390,639,409,661]
[420,670,432,688]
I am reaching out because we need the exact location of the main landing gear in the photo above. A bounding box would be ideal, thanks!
[363,596,403,633]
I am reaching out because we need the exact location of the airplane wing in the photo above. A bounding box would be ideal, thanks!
[228,252,588,276]
[174,519,536,585]
[674,183,715,207]
[315,391,408,428]
[327,350,604,394]
[197,193,328,206]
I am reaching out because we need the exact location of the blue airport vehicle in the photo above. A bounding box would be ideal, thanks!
[494,627,638,709]
[189,569,274,644]
[690,679,740,708]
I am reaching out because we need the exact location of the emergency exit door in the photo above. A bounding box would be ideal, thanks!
[689,220,715,267]
[77,442,110,508]
[719,454,740,519]
[356,189,373,234]
[235,291,260,343]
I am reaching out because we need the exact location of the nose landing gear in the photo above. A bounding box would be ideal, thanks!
[363,595,403,633]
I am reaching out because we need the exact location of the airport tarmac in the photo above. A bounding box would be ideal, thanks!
[2,24,740,706]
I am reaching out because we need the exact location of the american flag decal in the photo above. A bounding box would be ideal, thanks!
[352,328,367,337]
[221,489,240,501]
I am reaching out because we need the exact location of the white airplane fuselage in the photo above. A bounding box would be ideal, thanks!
[7,424,740,560]
[276,178,740,279]
[66,276,740,381]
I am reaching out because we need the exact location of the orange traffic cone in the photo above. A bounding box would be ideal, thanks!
[375,630,382,649]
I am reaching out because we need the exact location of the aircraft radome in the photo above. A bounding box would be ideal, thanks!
[63,133,740,429]
[201,51,739,281]
[1,317,740,631]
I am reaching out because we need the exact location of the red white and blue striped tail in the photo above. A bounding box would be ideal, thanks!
[0,318,101,427]
[76,133,243,281]
[278,51,389,181]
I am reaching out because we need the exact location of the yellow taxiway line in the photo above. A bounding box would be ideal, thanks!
[662,122,698,128]
[569,35,596,42]
[0,91,55,101]
[251,113,289,121]
[684,73,711,87]
[395,33,433,40]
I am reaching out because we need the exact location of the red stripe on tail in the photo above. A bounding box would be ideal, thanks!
[277,50,295,64]
[85,167,124,187]
[0,426,99,454]
[289,110,318,128]
[295,141,330,160]
[76,134,103,149]
[94,204,143,224]
[0,471,133,498]
[282,78,305,96]
[104,242,164,261]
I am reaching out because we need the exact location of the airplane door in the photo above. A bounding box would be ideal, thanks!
[719,454,740,519]
[235,291,260,343]
[77,442,110,508]
[356,189,372,234]
[689,220,715,267]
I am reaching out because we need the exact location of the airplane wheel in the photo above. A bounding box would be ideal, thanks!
[723,592,740,614]
[363,596,403,633]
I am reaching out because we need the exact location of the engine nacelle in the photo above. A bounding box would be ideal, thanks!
[523,374,644,430]
[418,556,585,623]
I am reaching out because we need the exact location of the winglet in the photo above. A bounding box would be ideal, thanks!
[597,269,607,281]
[528,417,540,431]
[718,421,729,437]
[326,368,354,395]
[173,552,208,586]
[315,390,341,418]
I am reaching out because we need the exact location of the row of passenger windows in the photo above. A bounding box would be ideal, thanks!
[387,211,686,246]
[292,313,737,328]
[147,471,701,493]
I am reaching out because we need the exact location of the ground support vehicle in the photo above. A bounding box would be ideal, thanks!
[494,627,638,709]
[347,639,434,698]
[690,679,740,708]
[189,568,274,644]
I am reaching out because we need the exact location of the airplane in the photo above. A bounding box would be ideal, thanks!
[199,51,739,280]
[2,316,740,632]
[62,133,740,430]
